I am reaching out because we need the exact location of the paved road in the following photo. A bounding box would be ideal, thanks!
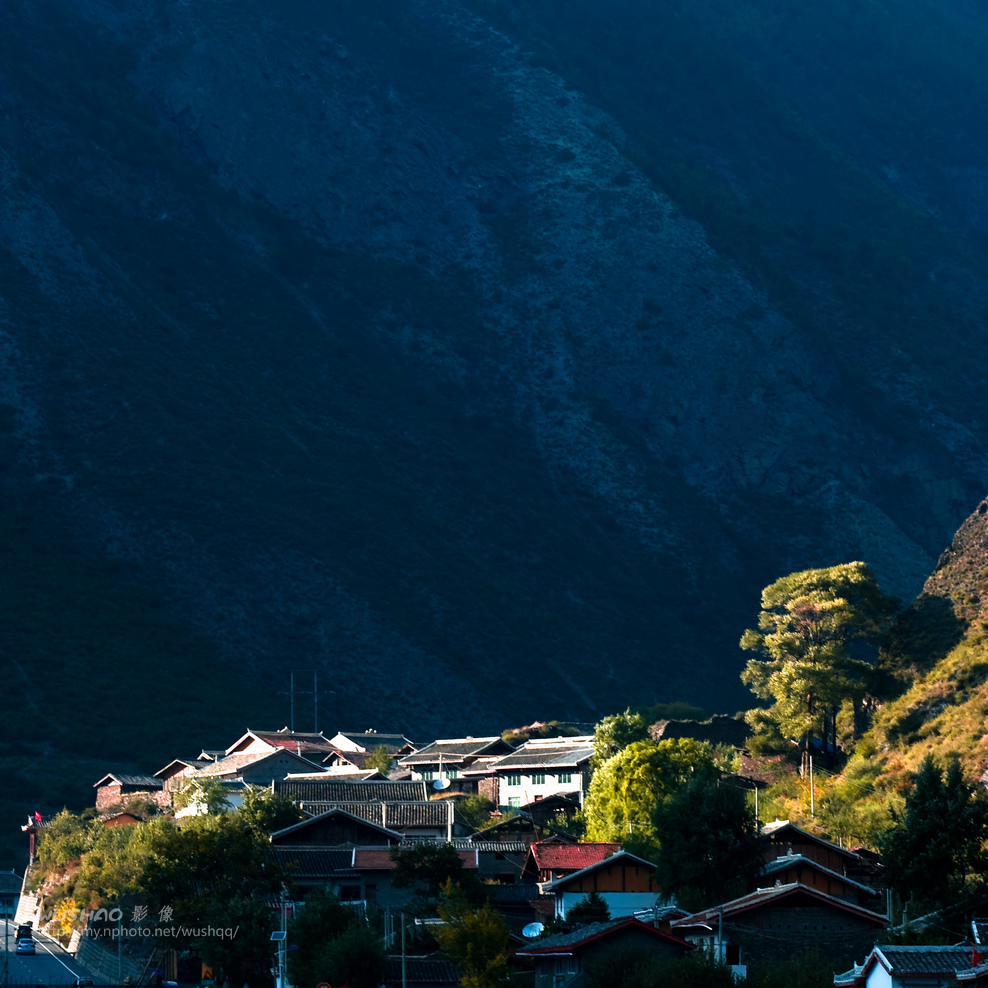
[0,920,95,985]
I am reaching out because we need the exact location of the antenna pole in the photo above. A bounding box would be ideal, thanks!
[290,671,295,733]
[314,671,318,733]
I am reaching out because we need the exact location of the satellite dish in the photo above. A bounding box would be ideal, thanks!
[522,923,545,939]
[433,777,451,790]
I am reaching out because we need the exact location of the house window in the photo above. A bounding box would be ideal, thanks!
[447,768,459,779]
[421,771,435,781]
[725,945,741,966]
[558,772,572,784]
[505,773,522,787]
[508,796,521,808]
[531,772,546,785]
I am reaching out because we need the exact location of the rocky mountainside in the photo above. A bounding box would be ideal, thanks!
[2,0,988,860]
[868,496,988,782]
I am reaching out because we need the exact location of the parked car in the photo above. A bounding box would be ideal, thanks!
[16,938,36,955]
[16,924,33,940]
[74,979,95,987]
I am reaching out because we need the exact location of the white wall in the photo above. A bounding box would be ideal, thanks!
[500,771,584,807]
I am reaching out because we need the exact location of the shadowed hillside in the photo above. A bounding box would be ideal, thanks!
[2,0,988,864]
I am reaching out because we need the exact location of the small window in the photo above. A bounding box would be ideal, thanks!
[725,945,741,966]
[531,772,546,785]
[558,772,572,784]
[421,771,435,781]
[508,796,521,808]
[447,768,458,779]
[505,773,522,787]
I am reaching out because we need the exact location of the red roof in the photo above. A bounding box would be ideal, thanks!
[529,842,621,872]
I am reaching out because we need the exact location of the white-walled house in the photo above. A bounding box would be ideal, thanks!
[465,736,594,809]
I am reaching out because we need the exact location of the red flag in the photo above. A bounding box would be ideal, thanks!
[973,945,982,967]
[34,812,42,822]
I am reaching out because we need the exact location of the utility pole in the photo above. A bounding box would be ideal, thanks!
[401,912,406,988]
[809,755,815,817]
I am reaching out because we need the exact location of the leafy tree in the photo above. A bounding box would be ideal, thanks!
[365,745,394,774]
[593,709,650,765]
[286,887,355,988]
[390,842,481,904]
[172,777,232,815]
[139,814,284,960]
[321,919,386,988]
[740,562,898,758]
[583,738,717,855]
[877,754,988,911]
[435,880,509,988]
[565,890,611,925]
[654,775,765,910]
[238,786,306,837]
[454,794,495,832]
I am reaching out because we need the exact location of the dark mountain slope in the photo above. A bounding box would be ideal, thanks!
[1,0,987,862]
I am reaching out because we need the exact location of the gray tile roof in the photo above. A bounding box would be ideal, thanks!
[277,780,427,802]
[334,732,417,753]
[0,871,22,894]
[877,946,975,974]
[94,773,163,789]
[270,846,355,878]
[300,802,452,829]
[400,738,512,766]
[487,738,594,770]
[518,920,627,952]
[762,854,878,894]
[384,957,459,985]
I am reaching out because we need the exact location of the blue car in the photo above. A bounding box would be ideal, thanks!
[16,938,36,955]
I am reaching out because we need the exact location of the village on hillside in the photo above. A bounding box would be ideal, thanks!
[9,719,988,988]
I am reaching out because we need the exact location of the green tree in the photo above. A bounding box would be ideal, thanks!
[592,709,651,765]
[654,775,765,910]
[583,738,716,856]
[172,777,232,815]
[877,754,988,911]
[740,562,898,758]
[454,794,495,832]
[286,887,355,988]
[322,919,386,988]
[238,786,306,837]
[565,890,611,925]
[365,745,394,774]
[435,880,509,988]
[390,842,481,905]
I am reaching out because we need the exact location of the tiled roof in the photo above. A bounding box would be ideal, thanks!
[672,882,888,928]
[194,750,323,777]
[761,820,860,860]
[0,870,22,894]
[529,842,621,872]
[153,759,213,779]
[874,946,976,975]
[269,807,403,843]
[762,854,878,894]
[333,732,417,753]
[352,847,477,871]
[94,773,162,789]
[400,738,512,766]
[543,850,656,891]
[384,957,459,985]
[277,780,427,802]
[252,732,339,755]
[486,738,594,770]
[458,841,528,853]
[516,919,693,955]
[299,802,452,829]
[481,883,543,902]
[270,846,355,878]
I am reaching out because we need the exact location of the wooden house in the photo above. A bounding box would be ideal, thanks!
[516,918,693,988]
[542,850,661,920]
